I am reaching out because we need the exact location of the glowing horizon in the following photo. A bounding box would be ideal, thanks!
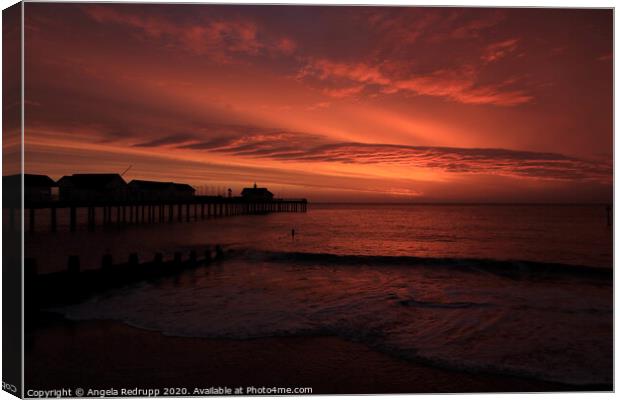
[20,4,612,202]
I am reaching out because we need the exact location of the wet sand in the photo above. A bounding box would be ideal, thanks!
[24,314,608,394]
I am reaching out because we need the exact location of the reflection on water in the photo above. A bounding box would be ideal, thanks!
[43,203,612,385]
[25,204,612,273]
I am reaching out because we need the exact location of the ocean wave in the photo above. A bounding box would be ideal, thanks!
[235,249,612,280]
[397,299,492,308]
[55,247,612,387]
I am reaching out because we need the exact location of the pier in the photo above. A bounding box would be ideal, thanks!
[13,197,307,233]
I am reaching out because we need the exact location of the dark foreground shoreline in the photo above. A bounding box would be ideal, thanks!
[25,313,610,395]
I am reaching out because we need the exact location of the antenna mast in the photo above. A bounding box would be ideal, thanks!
[120,165,133,176]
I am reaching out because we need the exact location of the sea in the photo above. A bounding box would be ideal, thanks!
[24,204,613,386]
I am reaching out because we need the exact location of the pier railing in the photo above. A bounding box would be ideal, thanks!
[7,197,307,233]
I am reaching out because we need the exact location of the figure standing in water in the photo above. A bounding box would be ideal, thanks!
[291,228,295,239]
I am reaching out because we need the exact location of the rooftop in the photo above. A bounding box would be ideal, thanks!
[129,180,175,190]
[58,174,126,189]
[4,174,57,187]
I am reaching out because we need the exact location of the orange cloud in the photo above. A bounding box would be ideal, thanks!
[171,131,611,183]
[481,38,520,62]
[22,4,613,202]
[299,59,532,106]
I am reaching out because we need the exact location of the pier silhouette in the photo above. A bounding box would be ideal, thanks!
[8,174,309,316]
[4,174,308,233]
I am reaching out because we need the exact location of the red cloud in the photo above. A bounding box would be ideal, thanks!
[82,5,295,62]
[173,131,611,183]
[274,37,297,55]
[299,59,532,106]
[482,38,520,63]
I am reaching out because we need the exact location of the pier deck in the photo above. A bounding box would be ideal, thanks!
[9,197,308,232]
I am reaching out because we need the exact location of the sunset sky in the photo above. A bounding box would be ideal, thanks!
[21,4,612,202]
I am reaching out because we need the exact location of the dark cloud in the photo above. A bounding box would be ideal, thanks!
[176,131,611,182]
[133,134,196,147]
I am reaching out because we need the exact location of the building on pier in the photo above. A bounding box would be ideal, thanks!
[129,180,178,202]
[57,173,128,202]
[171,183,196,200]
[4,174,58,203]
[241,183,273,200]
[25,174,58,202]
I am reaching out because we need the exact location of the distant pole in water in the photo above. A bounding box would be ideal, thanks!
[291,228,295,239]
[606,204,612,227]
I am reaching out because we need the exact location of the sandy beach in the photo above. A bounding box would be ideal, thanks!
[24,313,607,394]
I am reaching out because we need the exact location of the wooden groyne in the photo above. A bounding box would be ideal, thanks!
[13,197,307,233]
[25,246,226,311]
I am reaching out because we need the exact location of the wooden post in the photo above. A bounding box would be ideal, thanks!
[174,251,182,268]
[178,204,183,222]
[201,203,205,219]
[169,204,174,223]
[128,252,139,267]
[101,253,113,270]
[186,203,190,222]
[67,255,80,275]
[215,244,224,259]
[50,207,57,232]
